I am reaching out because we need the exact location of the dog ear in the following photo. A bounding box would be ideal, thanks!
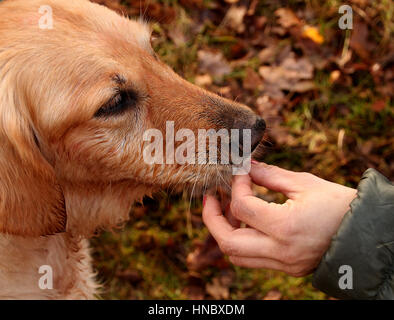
[0,88,67,237]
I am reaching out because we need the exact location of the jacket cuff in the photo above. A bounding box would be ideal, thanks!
[312,168,394,299]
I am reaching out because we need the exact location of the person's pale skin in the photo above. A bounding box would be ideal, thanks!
[202,161,358,277]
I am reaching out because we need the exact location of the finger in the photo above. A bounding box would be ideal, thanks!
[203,196,285,259]
[231,176,291,236]
[250,162,301,197]
[217,193,240,228]
[218,227,283,258]
[231,196,291,237]
[202,195,235,242]
[229,256,288,271]
[231,174,254,199]
[225,202,240,228]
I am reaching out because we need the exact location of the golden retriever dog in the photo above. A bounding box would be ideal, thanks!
[0,0,265,299]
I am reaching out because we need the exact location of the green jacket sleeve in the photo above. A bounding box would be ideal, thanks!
[312,168,394,299]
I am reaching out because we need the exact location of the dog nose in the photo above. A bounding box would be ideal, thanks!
[234,117,265,155]
[251,117,266,152]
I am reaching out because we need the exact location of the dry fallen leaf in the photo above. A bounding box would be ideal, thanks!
[256,95,277,116]
[223,5,247,33]
[115,269,142,284]
[198,50,232,78]
[302,25,324,44]
[183,284,205,300]
[275,8,301,28]
[263,289,282,300]
[259,52,315,92]
[350,21,375,61]
[247,0,258,16]
[242,67,263,90]
[206,278,228,299]
[187,235,224,272]
[329,70,341,83]
[195,74,213,87]
[360,140,374,156]
[254,16,267,29]
[206,273,234,300]
[268,126,297,146]
[179,0,204,8]
[168,27,187,47]
[372,99,387,112]
[308,132,328,153]
[258,45,277,64]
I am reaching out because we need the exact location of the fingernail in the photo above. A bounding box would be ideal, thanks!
[203,195,207,207]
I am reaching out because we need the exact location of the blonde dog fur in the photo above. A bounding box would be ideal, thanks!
[0,0,264,299]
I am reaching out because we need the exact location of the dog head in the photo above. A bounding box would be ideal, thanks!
[0,0,265,237]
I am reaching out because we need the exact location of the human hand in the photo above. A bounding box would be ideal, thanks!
[202,162,357,276]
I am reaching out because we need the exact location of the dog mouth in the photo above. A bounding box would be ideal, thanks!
[188,179,232,197]
[138,114,266,195]
[196,140,266,194]
[150,138,265,194]
[251,141,266,162]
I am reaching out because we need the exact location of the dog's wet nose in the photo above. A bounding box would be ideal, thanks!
[234,116,265,155]
[251,117,266,152]
[204,96,265,156]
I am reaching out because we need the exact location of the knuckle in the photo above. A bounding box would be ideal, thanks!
[230,198,246,219]
[229,256,248,268]
[286,265,302,276]
[229,256,241,266]
[299,172,317,182]
[287,265,309,277]
[265,164,277,171]
[280,249,299,264]
[264,164,282,177]
[218,238,237,256]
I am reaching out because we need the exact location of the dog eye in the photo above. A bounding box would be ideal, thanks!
[95,90,138,118]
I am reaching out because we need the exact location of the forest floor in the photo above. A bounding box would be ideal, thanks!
[90,0,393,300]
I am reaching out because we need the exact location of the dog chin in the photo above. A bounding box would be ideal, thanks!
[180,164,233,196]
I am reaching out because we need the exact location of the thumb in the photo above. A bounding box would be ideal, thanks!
[250,162,300,197]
